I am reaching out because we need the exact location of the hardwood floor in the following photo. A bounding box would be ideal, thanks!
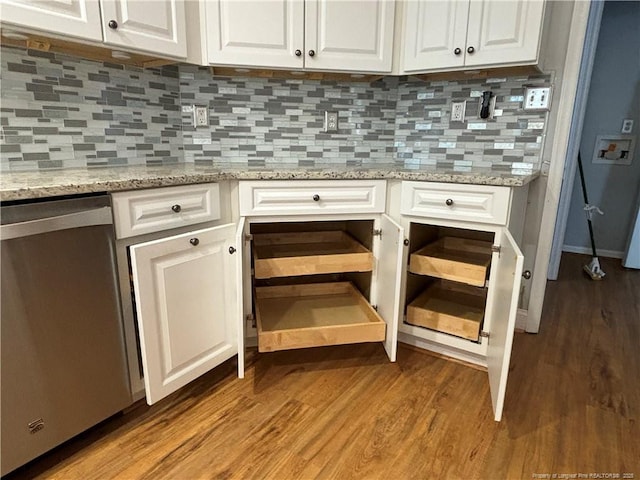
[6,253,639,479]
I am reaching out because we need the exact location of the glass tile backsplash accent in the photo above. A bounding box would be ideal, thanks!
[1,46,551,172]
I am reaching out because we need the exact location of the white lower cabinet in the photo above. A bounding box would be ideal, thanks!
[129,221,245,405]
[394,181,524,421]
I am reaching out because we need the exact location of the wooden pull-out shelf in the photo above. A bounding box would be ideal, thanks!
[255,282,386,352]
[406,281,486,341]
[253,231,373,279]
[409,237,492,287]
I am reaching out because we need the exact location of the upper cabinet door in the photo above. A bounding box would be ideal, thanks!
[304,0,395,72]
[206,0,305,69]
[485,228,524,422]
[403,0,468,72]
[100,0,187,58]
[130,222,241,405]
[373,214,404,361]
[465,0,545,67]
[1,0,102,41]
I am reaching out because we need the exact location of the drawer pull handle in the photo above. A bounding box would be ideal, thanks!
[189,238,199,246]
[171,204,182,213]
[312,194,320,202]
[445,198,454,206]
[228,246,236,254]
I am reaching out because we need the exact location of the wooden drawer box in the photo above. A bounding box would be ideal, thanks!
[112,184,220,239]
[400,181,511,225]
[409,237,492,287]
[253,231,373,278]
[406,281,486,341]
[239,180,386,216]
[255,282,386,352]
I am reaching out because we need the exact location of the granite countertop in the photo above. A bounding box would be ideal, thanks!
[0,163,540,201]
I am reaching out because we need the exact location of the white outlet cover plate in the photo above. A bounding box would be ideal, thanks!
[523,86,551,110]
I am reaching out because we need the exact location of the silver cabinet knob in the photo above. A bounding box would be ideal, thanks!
[313,194,320,201]
[522,270,532,279]
[171,204,181,213]
[308,49,315,57]
[228,246,236,254]
[295,49,302,57]
[454,47,462,55]
[108,20,118,29]
[445,198,454,206]
[189,238,199,246]
[467,46,475,54]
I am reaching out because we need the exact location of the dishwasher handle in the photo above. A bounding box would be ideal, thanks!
[0,207,113,241]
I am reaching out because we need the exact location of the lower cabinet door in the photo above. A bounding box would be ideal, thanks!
[485,227,524,421]
[130,222,242,405]
[373,214,405,362]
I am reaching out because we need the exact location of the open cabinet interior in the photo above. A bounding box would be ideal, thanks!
[405,223,494,342]
[249,220,387,352]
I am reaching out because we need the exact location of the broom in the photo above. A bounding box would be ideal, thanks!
[577,151,605,280]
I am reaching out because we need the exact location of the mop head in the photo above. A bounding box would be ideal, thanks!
[583,257,606,280]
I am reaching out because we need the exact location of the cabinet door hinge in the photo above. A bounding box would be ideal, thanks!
[491,244,501,256]
[246,313,256,328]
[480,331,490,339]
[373,229,382,237]
[245,233,253,242]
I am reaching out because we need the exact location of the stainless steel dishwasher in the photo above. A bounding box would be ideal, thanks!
[1,194,132,475]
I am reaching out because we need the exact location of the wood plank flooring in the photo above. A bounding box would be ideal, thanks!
[6,253,639,479]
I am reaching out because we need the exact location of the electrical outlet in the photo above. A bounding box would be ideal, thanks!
[324,111,338,132]
[622,119,634,134]
[523,87,552,110]
[451,101,466,122]
[192,105,209,127]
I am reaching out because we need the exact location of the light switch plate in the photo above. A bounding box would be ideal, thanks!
[523,87,552,110]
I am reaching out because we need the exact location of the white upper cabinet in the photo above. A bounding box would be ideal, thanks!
[402,0,545,73]
[205,0,395,73]
[0,0,103,42]
[206,0,304,69]
[100,0,187,57]
[0,0,187,59]
[464,0,545,67]
[304,0,394,72]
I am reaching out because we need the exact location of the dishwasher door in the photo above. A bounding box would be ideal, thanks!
[1,195,132,475]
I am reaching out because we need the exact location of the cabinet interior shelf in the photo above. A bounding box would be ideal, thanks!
[255,282,386,352]
[409,236,492,287]
[406,280,486,341]
[253,231,373,279]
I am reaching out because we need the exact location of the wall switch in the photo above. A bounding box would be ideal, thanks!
[324,111,338,132]
[622,119,634,134]
[193,105,209,127]
[523,87,552,110]
[451,101,466,122]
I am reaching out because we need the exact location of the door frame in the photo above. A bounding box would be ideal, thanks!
[547,0,605,281]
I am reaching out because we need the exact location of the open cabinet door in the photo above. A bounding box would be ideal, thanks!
[130,222,241,405]
[235,218,247,378]
[486,228,524,421]
[375,214,404,361]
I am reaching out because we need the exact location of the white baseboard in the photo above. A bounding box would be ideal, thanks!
[515,308,528,332]
[562,245,624,259]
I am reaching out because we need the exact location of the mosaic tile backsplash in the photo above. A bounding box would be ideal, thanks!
[1,46,551,172]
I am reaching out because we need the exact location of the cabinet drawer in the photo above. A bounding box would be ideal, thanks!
[400,182,511,225]
[112,184,220,239]
[253,231,373,279]
[239,180,386,216]
[255,282,386,352]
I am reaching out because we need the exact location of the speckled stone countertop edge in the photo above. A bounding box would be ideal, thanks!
[0,166,540,202]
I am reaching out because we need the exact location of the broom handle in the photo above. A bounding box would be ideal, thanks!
[577,152,598,258]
